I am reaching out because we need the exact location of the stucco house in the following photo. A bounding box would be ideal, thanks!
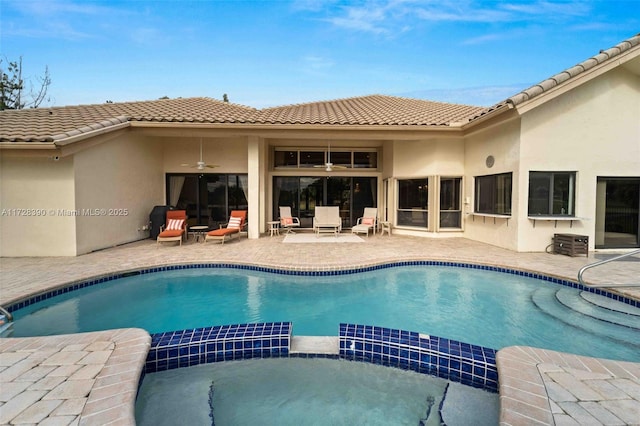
[1,33,638,257]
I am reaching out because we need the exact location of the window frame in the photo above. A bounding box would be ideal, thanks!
[474,172,512,216]
[396,178,429,229]
[528,171,576,217]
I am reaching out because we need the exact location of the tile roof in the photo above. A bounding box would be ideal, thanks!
[0,95,485,143]
[1,32,638,144]
[0,97,256,143]
[247,95,485,126]
[507,32,640,106]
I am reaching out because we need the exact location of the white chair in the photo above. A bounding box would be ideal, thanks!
[352,207,378,237]
[313,206,342,236]
[279,206,300,234]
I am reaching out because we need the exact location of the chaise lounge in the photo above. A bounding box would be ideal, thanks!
[157,210,188,246]
[205,210,247,244]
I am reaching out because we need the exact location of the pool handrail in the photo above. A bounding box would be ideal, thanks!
[0,305,13,321]
[577,249,640,288]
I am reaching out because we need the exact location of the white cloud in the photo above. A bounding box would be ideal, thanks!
[321,0,596,35]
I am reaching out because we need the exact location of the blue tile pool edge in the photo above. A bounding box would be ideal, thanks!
[141,322,499,394]
[5,260,639,314]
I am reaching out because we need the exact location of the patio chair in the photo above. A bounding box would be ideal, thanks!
[313,206,342,237]
[205,210,247,244]
[352,207,378,237]
[157,210,188,246]
[279,206,301,234]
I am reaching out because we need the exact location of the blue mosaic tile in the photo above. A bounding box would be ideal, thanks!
[339,323,499,393]
[145,322,292,373]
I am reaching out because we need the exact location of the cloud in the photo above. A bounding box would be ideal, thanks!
[399,84,532,106]
[321,0,596,35]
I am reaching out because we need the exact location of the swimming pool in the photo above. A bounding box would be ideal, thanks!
[7,263,640,362]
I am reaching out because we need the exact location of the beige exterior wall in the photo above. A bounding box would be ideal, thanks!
[516,66,640,251]
[391,138,465,237]
[163,137,248,174]
[0,155,77,256]
[463,120,521,250]
[73,135,164,254]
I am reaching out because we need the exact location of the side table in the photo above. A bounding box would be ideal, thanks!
[267,221,280,237]
[189,225,209,243]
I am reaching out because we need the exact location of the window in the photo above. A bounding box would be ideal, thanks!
[274,148,378,169]
[440,178,462,228]
[475,173,512,215]
[397,179,429,228]
[528,172,575,216]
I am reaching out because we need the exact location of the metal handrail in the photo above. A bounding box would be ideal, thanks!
[578,249,640,288]
[0,305,13,322]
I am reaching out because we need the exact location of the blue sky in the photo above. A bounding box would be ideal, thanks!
[1,0,638,108]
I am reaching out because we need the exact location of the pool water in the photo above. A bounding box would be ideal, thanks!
[9,265,640,361]
[135,357,499,426]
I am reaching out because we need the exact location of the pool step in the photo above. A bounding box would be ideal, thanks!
[555,289,640,330]
[531,288,640,347]
[579,291,640,316]
[290,336,340,355]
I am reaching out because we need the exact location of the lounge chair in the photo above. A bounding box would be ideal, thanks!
[313,206,342,237]
[157,210,188,245]
[279,206,301,234]
[205,210,247,244]
[352,207,378,237]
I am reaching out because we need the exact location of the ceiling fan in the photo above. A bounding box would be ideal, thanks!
[314,141,348,172]
[181,139,219,171]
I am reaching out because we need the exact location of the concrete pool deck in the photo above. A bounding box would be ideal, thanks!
[1,234,639,424]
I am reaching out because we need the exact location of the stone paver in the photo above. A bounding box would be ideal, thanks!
[498,346,640,426]
[0,330,150,425]
[1,234,639,424]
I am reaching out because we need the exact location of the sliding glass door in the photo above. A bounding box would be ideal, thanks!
[166,173,248,228]
[596,178,639,248]
[273,176,377,228]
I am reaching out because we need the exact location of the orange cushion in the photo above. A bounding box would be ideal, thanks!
[158,229,183,238]
[362,217,374,225]
[282,217,293,225]
[208,228,239,237]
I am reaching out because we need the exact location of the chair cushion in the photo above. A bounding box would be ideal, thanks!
[167,219,184,230]
[282,217,293,225]
[228,217,242,229]
[362,217,374,225]
[158,229,183,238]
[208,228,239,237]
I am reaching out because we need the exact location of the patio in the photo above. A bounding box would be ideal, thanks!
[1,234,639,425]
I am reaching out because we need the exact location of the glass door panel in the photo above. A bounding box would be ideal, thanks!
[205,175,226,227]
[273,176,299,223]
[440,178,462,228]
[596,178,640,248]
[299,178,323,228]
[352,177,377,226]
[326,177,351,228]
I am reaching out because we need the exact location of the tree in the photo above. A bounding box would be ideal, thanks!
[223,93,229,103]
[0,57,51,110]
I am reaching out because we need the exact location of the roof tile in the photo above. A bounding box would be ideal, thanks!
[2,33,638,144]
